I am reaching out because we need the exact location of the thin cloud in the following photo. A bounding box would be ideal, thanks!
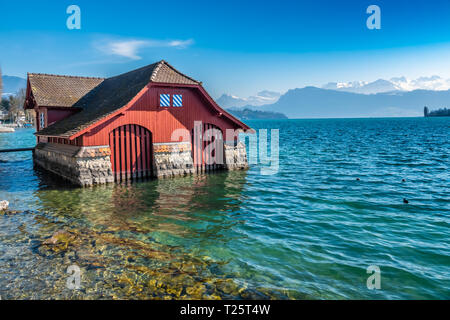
[109,40,148,60]
[167,39,194,49]
[97,38,194,60]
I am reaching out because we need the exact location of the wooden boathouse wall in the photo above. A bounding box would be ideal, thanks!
[77,84,240,180]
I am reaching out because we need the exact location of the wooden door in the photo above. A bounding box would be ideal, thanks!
[109,124,153,182]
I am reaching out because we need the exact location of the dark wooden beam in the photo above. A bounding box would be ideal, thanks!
[0,147,34,153]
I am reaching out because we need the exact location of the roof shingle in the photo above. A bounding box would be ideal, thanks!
[28,73,104,107]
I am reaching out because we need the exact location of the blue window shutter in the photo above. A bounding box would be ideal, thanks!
[173,94,183,107]
[160,94,171,107]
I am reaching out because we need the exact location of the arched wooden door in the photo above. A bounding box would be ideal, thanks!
[109,124,153,182]
[191,123,224,173]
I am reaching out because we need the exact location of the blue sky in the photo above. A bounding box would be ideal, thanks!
[1,0,450,98]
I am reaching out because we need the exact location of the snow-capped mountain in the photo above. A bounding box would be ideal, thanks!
[391,76,450,91]
[216,90,281,108]
[322,76,450,94]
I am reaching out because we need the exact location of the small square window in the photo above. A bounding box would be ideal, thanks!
[160,94,171,107]
[173,94,183,107]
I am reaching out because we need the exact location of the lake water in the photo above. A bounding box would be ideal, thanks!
[0,118,449,299]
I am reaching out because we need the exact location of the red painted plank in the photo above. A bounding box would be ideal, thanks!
[141,127,148,178]
[206,123,210,172]
[131,124,137,179]
[145,130,151,177]
[120,125,126,181]
[115,128,120,181]
[125,125,131,180]
[136,125,142,178]
[109,130,115,177]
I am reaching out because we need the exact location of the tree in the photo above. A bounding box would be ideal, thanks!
[8,88,26,123]
[427,107,450,117]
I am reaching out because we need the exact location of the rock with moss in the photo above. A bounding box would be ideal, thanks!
[0,201,22,215]
[43,230,76,252]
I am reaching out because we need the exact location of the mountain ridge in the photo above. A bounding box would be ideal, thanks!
[256,86,450,118]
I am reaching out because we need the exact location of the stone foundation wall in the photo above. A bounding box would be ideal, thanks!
[33,140,249,186]
[34,143,114,187]
[224,141,249,171]
[152,142,195,178]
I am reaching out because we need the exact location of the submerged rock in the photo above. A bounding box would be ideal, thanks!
[215,278,240,295]
[0,201,22,215]
[43,230,76,252]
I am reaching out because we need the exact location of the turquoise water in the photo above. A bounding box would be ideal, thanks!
[0,118,449,299]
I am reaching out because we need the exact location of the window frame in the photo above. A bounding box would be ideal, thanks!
[40,112,45,129]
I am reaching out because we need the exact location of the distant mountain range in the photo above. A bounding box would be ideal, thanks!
[257,87,450,118]
[1,75,26,96]
[218,76,450,118]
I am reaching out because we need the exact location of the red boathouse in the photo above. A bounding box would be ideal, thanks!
[24,61,250,186]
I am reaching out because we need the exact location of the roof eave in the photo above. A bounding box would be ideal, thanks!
[34,132,71,139]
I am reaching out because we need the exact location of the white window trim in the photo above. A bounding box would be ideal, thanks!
[40,112,45,129]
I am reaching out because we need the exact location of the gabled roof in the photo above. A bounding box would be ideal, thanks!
[28,73,104,107]
[35,60,247,137]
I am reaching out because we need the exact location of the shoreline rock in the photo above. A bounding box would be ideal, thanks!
[0,200,9,211]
